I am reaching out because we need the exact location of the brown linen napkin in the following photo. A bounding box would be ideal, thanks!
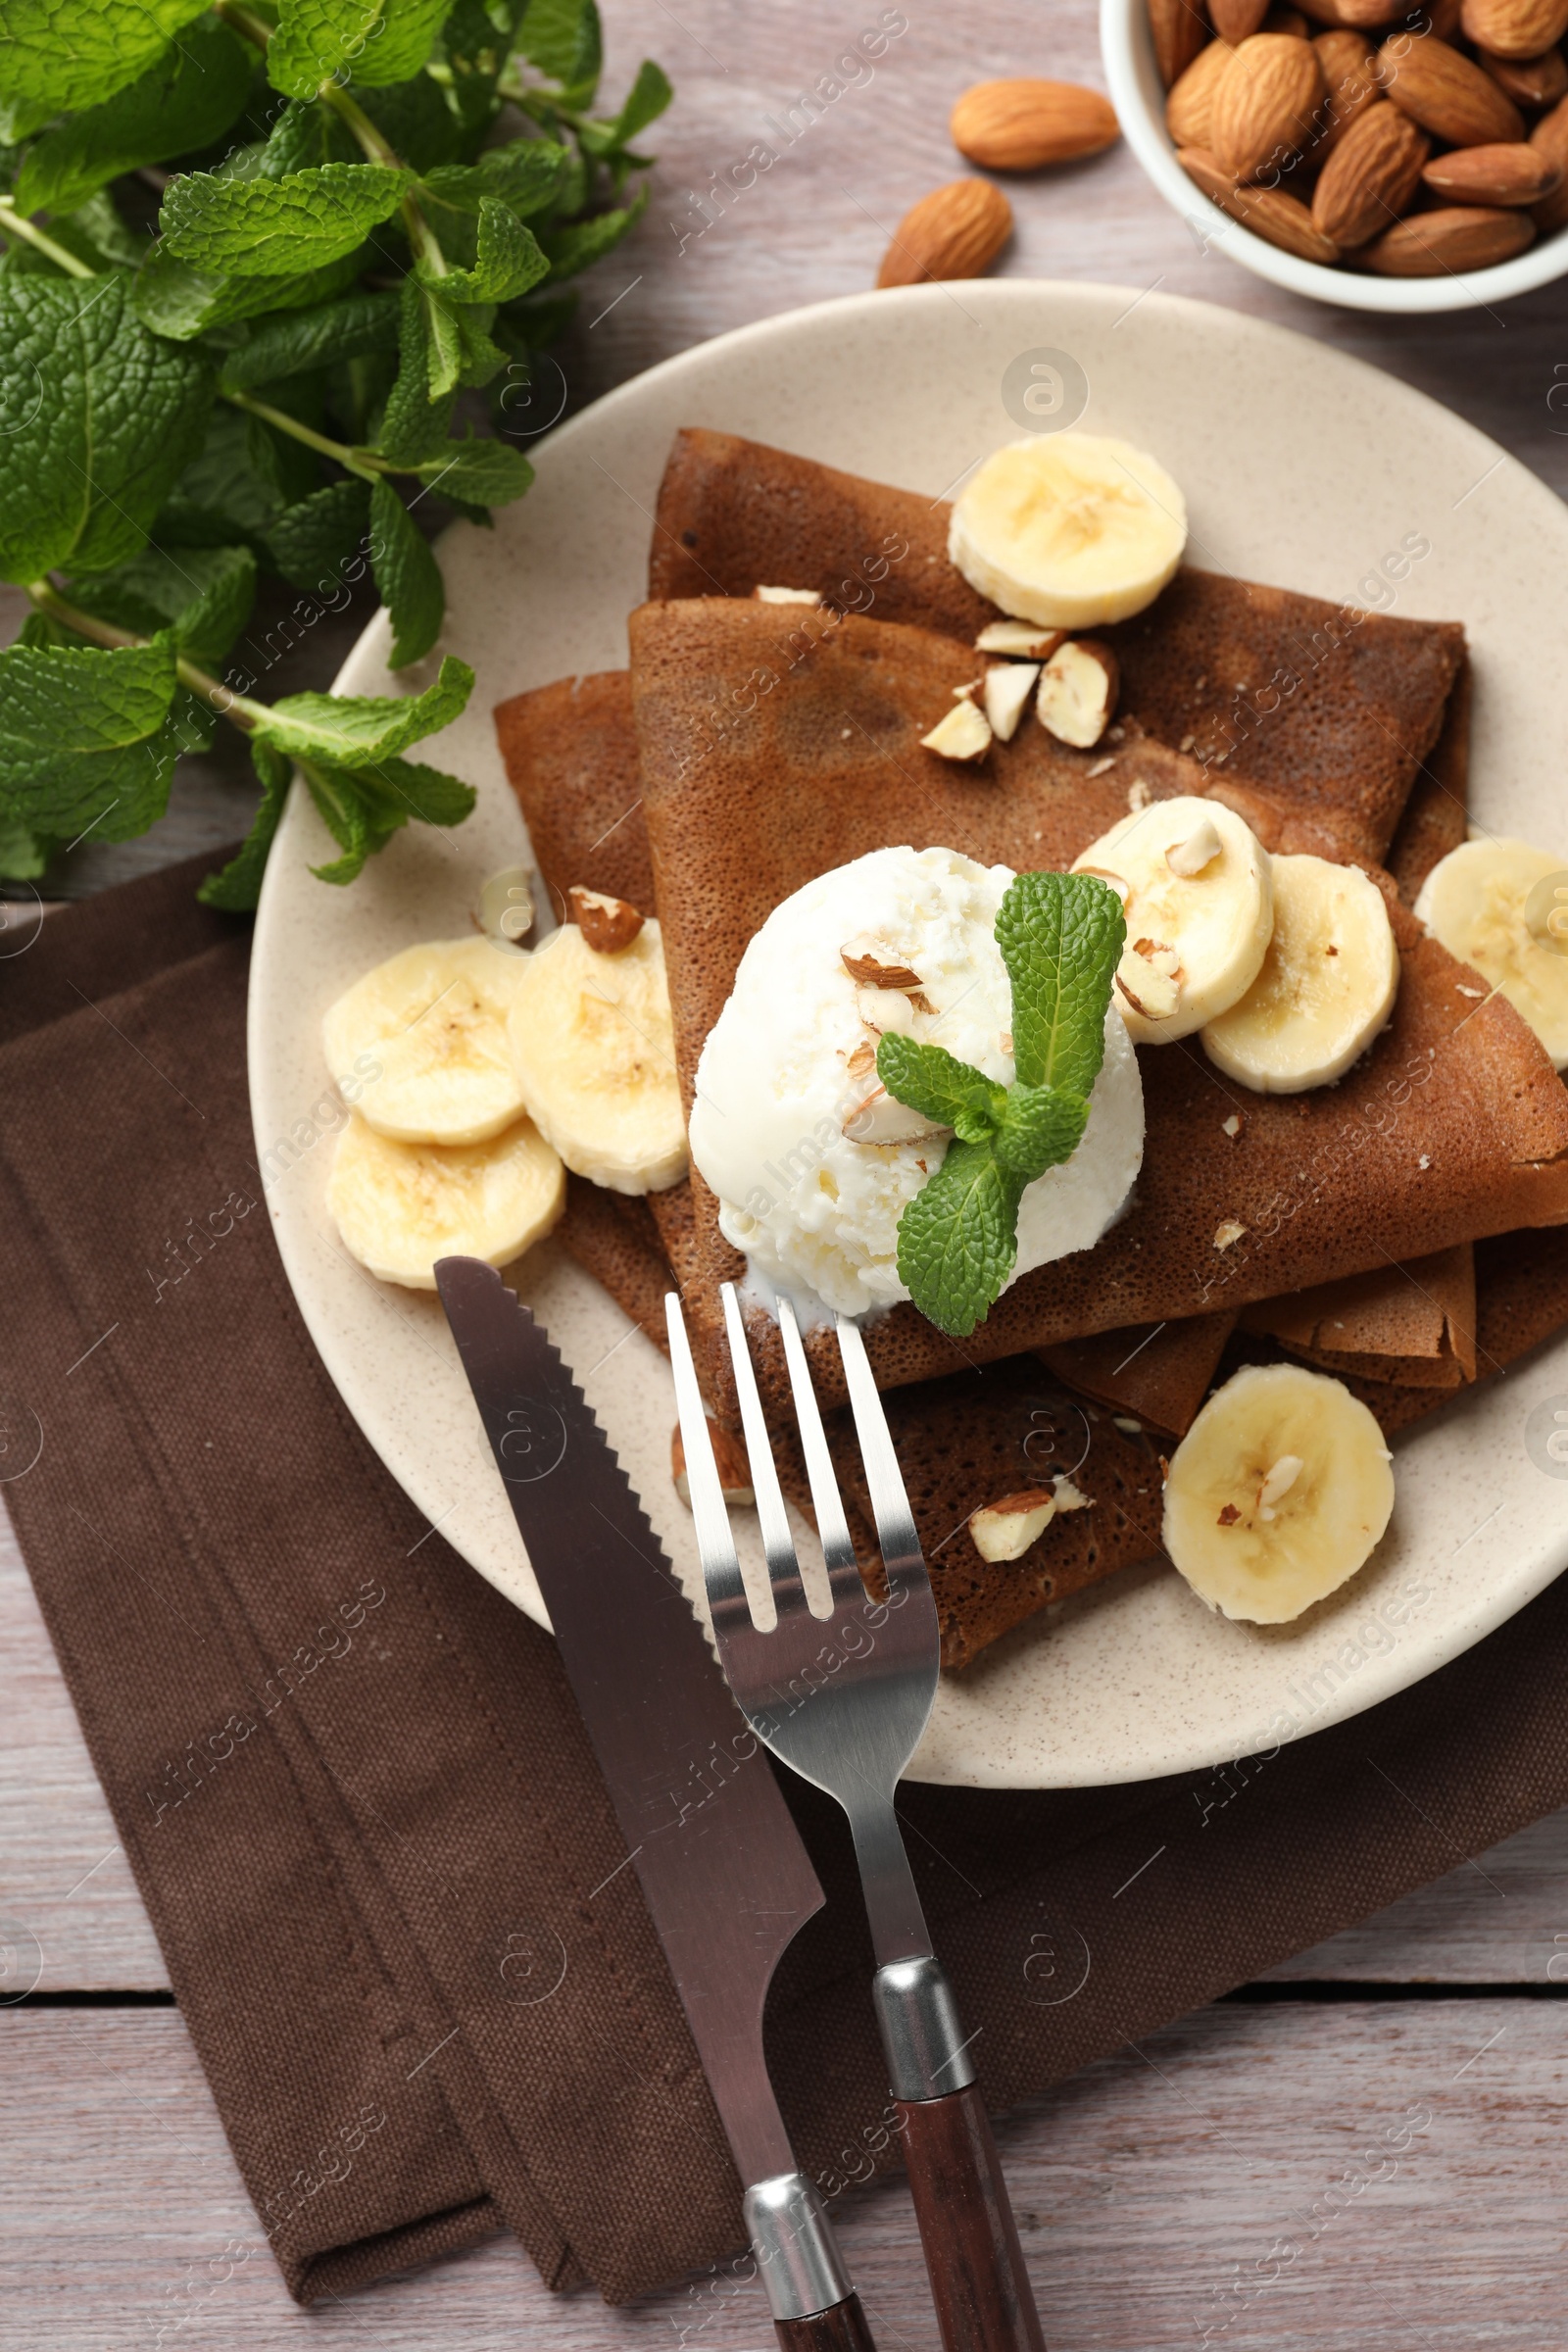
[7,853,1568,2310]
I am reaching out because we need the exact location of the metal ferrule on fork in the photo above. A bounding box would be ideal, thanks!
[874,1955,976,2102]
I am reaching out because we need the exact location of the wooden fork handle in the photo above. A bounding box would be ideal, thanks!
[895,2082,1046,2352]
[773,2293,880,2352]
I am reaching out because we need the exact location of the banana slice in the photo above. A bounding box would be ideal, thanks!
[948,432,1188,629]
[506,918,687,1194]
[1071,797,1273,1043]
[322,937,530,1146]
[1201,855,1399,1093]
[1413,837,1568,1069]
[327,1112,564,1290]
[1163,1363,1395,1624]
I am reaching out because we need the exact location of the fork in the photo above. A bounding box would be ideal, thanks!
[665,1283,1048,2352]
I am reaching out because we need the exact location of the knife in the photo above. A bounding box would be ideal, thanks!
[435,1258,876,2352]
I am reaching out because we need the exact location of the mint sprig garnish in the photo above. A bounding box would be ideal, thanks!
[0,0,670,902]
[880,872,1126,1339]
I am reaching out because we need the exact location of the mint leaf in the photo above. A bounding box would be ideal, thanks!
[0,818,52,881]
[0,274,216,583]
[601,58,673,146]
[65,545,257,665]
[297,752,473,885]
[160,163,409,276]
[199,737,294,912]
[442,0,529,129]
[252,653,472,762]
[519,0,603,95]
[155,404,289,547]
[542,188,646,278]
[132,243,364,339]
[220,289,401,392]
[875,1035,1005,1141]
[264,476,372,589]
[422,142,570,220]
[42,192,149,274]
[992,1084,1089,1184]
[373,276,457,459]
[0,0,213,142]
[269,0,450,98]
[410,434,534,506]
[895,1140,1022,1341]
[0,634,180,844]
[994,869,1125,1098]
[14,18,253,217]
[416,197,548,302]
[369,476,443,667]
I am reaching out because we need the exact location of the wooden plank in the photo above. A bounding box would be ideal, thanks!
[3,1999,1563,2349]
[8,1494,1567,1989]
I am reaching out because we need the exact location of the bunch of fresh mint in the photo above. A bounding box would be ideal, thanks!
[0,0,669,904]
[878,870,1126,1339]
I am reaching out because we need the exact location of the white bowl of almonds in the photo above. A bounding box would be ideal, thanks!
[1102,0,1568,310]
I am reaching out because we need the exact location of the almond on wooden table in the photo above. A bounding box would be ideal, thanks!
[1167,38,1238,144]
[1361,199,1536,265]
[1150,0,1211,86]
[875,178,1013,287]
[1460,0,1568,56]
[1531,85,1568,220]
[1422,136,1561,197]
[1210,31,1329,177]
[1311,100,1429,241]
[1313,28,1381,151]
[950,79,1119,170]
[1179,143,1346,254]
[1377,29,1527,140]
[1477,41,1568,103]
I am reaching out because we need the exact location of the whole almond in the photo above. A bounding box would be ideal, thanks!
[1179,143,1346,252]
[1426,0,1467,33]
[1313,28,1381,152]
[1478,42,1568,104]
[951,79,1119,170]
[1461,0,1568,55]
[1168,39,1238,142]
[1311,99,1429,239]
[1531,85,1568,221]
[1361,200,1536,267]
[1149,0,1211,86]
[1211,31,1329,177]
[1377,30,1526,141]
[876,179,1013,287]
[1422,136,1561,198]
[1213,0,1270,34]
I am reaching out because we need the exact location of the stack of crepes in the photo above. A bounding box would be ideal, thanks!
[495,429,1568,1669]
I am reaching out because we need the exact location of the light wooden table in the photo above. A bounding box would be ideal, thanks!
[7,2,1568,2342]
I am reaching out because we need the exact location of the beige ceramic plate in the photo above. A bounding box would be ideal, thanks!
[250,279,1568,1789]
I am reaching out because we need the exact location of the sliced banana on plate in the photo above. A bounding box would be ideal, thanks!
[1413,837,1568,1069]
[1201,854,1399,1093]
[327,1113,564,1290]
[506,918,688,1194]
[949,432,1188,629]
[322,937,530,1147]
[1163,1363,1395,1624]
[1072,797,1274,1043]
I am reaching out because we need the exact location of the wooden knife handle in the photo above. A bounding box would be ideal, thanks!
[773,2291,879,2352]
[895,2083,1046,2352]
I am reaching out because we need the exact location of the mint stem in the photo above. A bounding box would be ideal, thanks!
[26,580,262,734]
[0,198,93,277]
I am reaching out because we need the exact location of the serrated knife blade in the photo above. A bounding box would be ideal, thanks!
[434,1259,875,2352]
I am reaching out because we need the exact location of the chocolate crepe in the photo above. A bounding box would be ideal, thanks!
[1242,1243,1478,1390]
[493,669,653,914]
[649,428,1466,864]
[1038,1313,1238,1440]
[629,597,1568,1423]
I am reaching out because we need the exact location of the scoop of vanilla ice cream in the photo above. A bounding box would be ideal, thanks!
[687,845,1144,1320]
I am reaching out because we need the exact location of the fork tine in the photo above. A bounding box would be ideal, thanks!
[834,1315,927,1593]
[775,1295,863,1600]
[663,1292,749,1627]
[718,1284,808,1615]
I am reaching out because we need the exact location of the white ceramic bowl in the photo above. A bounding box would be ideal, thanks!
[1101,0,1568,313]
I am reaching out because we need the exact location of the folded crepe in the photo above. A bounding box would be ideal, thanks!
[1241,1244,1478,1389]
[1389,657,1471,907]
[493,669,653,915]
[649,428,1466,865]
[629,596,1568,1423]
[1038,1314,1237,1440]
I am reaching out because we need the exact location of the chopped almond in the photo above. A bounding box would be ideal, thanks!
[567,884,645,955]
